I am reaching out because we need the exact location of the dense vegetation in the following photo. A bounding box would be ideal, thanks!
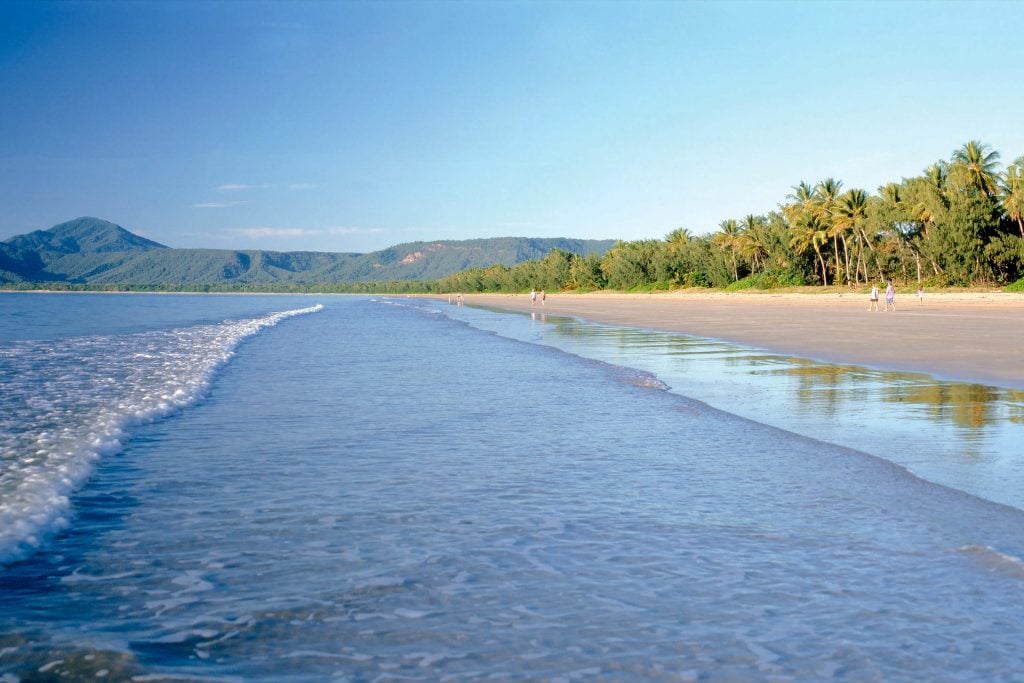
[5,142,1024,295]
[435,141,1024,294]
[0,217,614,287]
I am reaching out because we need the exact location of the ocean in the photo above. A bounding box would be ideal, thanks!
[2,292,1024,682]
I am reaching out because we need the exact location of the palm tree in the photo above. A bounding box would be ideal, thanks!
[878,182,924,284]
[713,219,743,282]
[785,183,828,286]
[925,161,949,192]
[951,140,1001,196]
[910,162,949,238]
[786,181,816,207]
[833,189,871,284]
[879,182,901,206]
[663,228,693,285]
[815,178,844,284]
[1000,156,1024,238]
[737,214,769,273]
[665,227,692,247]
[788,218,829,286]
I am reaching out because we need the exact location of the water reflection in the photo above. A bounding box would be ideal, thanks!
[1011,393,1024,425]
[754,360,1005,430]
[453,304,1024,511]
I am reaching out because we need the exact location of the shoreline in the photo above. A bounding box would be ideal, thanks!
[456,291,1024,390]
[7,287,1023,389]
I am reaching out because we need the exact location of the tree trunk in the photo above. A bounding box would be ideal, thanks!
[816,247,828,286]
[840,234,852,286]
[833,234,841,285]
[860,227,876,284]
[859,227,876,251]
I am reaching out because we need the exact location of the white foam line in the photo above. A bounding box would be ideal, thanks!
[0,304,322,565]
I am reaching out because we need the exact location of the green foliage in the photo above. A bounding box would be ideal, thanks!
[1006,277,1024,292]
[4,217,167,257]
[7,139,1024,295]
[600,240,661,290]
[678,271,710,288]
[626,280,672,293]
[0,219,615,287]
[569,253,605,290]
[724,279,756,292]
[725,269,806,291]
[985,234,1024,283]
[916,187,998,285]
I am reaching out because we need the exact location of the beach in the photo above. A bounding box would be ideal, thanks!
[460,291,1024,390]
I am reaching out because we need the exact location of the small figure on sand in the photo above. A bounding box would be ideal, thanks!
[917,286,924,304]
[541,290,546,306]
[530,288,537,306]
[868,284,879,312]
[885,280,896,312]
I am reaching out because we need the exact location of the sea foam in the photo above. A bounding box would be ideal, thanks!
[0,304,322,564]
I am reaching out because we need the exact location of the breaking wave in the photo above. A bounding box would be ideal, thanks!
[0,304,323,564]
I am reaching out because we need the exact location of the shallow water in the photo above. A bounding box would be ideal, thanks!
[450,302,1024,512]
[3,293,1024,681]
[0,295,322,563]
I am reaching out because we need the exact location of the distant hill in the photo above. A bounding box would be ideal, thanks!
[5,217,168,255]
[0,217,616,286]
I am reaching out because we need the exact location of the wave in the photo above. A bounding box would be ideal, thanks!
[958,545,1024,578]
[0,304,323,565]
[614,367,671,391]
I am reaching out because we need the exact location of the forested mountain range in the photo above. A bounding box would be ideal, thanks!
[0,217,615,286]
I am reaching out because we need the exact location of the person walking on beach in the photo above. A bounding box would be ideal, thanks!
[885,280,896,311]
[530,288,537,306]
[917,286,924,304]
[868,284,880,311]
[541,290,546,306]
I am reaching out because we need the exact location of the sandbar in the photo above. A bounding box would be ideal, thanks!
[458,291,1024,390]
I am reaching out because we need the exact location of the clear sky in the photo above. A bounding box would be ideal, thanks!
[3,0,1023,253]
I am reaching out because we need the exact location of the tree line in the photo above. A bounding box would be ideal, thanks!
[6,141,1022,295]
[434,140,1024,293]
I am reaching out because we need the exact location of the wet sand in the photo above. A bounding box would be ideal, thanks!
[459,291,1024,390]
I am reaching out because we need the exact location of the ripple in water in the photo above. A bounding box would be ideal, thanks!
[0,304,323,564]
[5,297,1024,681]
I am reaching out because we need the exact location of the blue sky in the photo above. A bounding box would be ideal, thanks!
[2,0,1023,253]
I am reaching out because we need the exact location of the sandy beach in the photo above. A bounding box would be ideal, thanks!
[459,291,1024,390]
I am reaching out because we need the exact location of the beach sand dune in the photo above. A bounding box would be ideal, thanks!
[461,291,1024,390]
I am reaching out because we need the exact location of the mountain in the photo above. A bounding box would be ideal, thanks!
[1,217,168,283]
[0,218,616,286]
[5,217,167,255]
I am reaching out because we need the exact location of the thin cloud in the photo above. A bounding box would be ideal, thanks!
[226,227,389,242]
[192,201,246,209]
[325,226,386,235]
[229,227,317,239]
[288,182,317,190]
[181,231,232,242]
[216,183,273,191]
[227,226,388,239]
